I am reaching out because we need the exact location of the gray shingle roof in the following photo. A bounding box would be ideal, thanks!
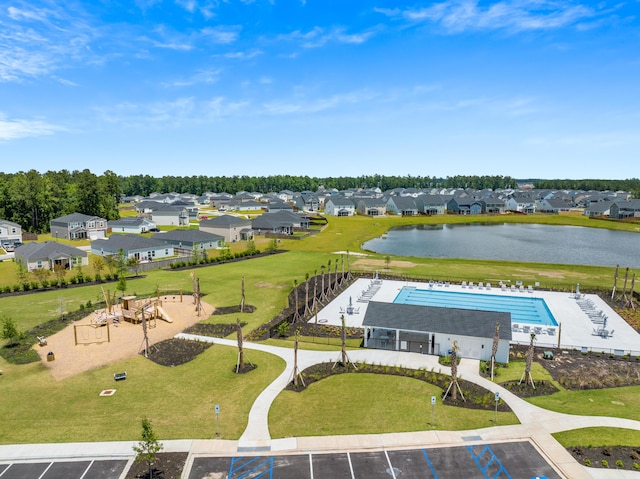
[15,241,87,261]
[152,229,223,244]
[362,301,512,340]
[92,234,169,251]
[200,215,251,227]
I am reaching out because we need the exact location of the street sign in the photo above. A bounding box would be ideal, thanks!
[431,396,436,405]
[215,404,220,414]
[495,392,500,402]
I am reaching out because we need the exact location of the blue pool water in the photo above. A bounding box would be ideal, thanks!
[393,287,558,326]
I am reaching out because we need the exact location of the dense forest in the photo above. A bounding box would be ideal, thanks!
[1,170,638,233]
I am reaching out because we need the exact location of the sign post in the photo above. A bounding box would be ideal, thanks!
[431,395,436,427]
[214,404,220,437]
[494,392,499,425]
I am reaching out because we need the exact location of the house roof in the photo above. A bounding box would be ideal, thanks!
[51,213,104,225]
[362,301,512,340]
[15,241,88,261]
[326,197,355,207]
[152,229,223,244]
[108,217,153,227]
[388,196,418,210]
[92,234,170,252]
[0,219,21,228]
[200,214,251,227]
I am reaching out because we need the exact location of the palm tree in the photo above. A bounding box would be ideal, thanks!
[490,322,500,381]
[520,333,536,388]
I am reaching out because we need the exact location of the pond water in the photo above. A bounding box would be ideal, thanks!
[362,223,640,267]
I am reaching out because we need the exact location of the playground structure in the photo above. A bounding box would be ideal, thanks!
[74,322,111,345]
[120,295,174,325]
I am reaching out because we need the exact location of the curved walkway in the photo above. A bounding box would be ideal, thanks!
[177,333,640,479]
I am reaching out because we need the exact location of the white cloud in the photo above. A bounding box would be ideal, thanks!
[262,89,377,115]
[222,49,263,59]
[163,68,222,87]
[277,26,378,48]
[0,113,64,140]
[376,0,601,33]
[201,26,241,44]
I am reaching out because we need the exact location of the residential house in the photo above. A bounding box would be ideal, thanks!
[415,195,447,215]
[108,217,157,234]
[535,198,573,213]
[505,192,536,214]
[386,196,418,216]
[150,206,189,227]
[356,198,387,216]
[91,235,174,262]
[50,213,108,240]
[0,219,22,244]
[609,200,640,219]
[252,211,310,235]
[584,201,613,218]
[152,229,223,255]
[15,241,88,272]
[199,215,253,242]
[324,197,356,216]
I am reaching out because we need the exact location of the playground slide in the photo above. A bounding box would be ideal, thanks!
[156,306,174,323]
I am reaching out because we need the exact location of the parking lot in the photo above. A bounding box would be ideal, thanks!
[187,441,560,479]
[0,460,128,479]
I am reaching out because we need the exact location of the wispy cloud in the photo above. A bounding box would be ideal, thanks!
[276,25,379,48]
[0,2,98,82]
[375,1,602,33]
[141,24,241,51]
[262,89,378,115]
[222,49,263,59]
[163,68,222,87]
[0,113,65,140]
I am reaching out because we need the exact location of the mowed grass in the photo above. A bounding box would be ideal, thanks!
[526,385,640,421]
[553,427,640,448]
[0,345,284,443]
[269,373,519,438]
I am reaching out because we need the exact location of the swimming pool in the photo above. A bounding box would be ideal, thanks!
[393,287,558,326]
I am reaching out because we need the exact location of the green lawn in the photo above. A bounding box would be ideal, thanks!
[269,373,519,438]
[553,427,640,448]
[526,385,640,421]
[0,345,284,443]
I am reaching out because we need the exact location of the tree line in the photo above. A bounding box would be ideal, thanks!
[532,178,640,196]
[0,169,121,233]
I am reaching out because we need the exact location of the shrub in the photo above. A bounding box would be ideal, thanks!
[86,300,93,309]
[31,281,39,290]
[616,460,624,468]
[21,283,30,291]
[2,285,10,293]
[601,460,608,468]
[70,276,77,284]
[584,459,592,467]
[40,279,49,288]
[633,462,639,470]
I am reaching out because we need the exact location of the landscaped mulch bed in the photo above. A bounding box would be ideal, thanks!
[568,446,640,471]
[211,304,256,315]
[145,338,213,367]
[126,452,188,479]
[184,322,246,338]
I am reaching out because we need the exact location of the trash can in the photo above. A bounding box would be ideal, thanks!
[47,351,55,362]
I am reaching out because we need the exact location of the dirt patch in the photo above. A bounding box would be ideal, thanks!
[353,259,416,268]
[35,297,214,381]
[211,305,256,315]
[126,452,188,479]
[532,349,640,390]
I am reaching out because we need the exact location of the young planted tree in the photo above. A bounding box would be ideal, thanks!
[1,316,21,347]
[236,318,244,373]
[292,279,301,323]
[126,256,141,276]
[304,273,312,317]
[133,417,163,479]
[443,341,464,401]
[490,322,500,381]
[91,256,105,281]
[240,276,245,313]
[520,333,537,388]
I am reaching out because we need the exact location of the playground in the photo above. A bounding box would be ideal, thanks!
[36,294,214,381]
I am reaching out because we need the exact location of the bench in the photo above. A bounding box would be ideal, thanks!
[114,371,127,381]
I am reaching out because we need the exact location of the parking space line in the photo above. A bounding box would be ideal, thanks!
[422,449,439,479]
[0,464,11,477]
[78,460,94,479]
[37,462,53,479]
[346,452,355,479]
[384,450,397,479]
[309,453,314,479]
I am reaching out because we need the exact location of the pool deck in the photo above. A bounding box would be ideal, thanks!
[313,278,640,354]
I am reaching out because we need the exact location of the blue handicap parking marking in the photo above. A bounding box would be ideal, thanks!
[422,449,439,479]
[466,445,513,479]
[228,455,274,479]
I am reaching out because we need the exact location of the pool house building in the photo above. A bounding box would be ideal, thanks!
[362,301,512,363]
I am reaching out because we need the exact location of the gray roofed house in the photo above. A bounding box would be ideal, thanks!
[324,196,356,216]
[152,229,223,252]
[15,241,89,272]
[251,211,310,235]
[50,213,108,240]
[199,214,253,242]
[415,195,447,215]
[356,197,387,216]
[108,217,157,234]
[609,199,640,219]
[150,205,189,226]
[362,301,511,362]
[386,196,418,216]
[91,234,174,262]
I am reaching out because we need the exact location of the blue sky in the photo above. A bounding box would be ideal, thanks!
[1,0,638,179]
